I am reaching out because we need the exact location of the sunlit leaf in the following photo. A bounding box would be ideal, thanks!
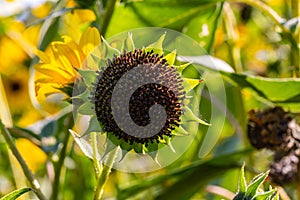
[0,188,31,200]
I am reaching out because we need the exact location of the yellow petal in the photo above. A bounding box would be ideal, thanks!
[34,63,73,83]
[31,2,52,18]
[79,27,101,56]
[55,41,81,68]
[74,9,96,23]
[35,49,52,63]
[62,36,85,66]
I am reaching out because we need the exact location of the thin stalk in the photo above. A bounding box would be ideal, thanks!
[99,0,117,37]
[50,114,73,200]
[0,121,47,200]
[223,2,243,73]
[94,148,117,200]
[92,132,102,179]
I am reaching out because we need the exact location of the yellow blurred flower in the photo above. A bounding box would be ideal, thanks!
[15,138,47,172]
[60,1,96,42]
[31,2,52,19]
[34,27,101,101]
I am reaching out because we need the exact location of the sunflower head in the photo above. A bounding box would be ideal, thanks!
[67,27,214,171]
[91,48,185,152]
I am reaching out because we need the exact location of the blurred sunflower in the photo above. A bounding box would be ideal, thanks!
[34,27,101,102]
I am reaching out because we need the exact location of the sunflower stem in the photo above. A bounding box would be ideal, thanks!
[92,132,102,178]
[51,114,73,200]
[0,121,47,200]
[94,147,117,200]
[99,0,117,37]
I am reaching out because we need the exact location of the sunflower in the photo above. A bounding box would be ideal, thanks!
[69,28,209,168]
[34,27,101,102]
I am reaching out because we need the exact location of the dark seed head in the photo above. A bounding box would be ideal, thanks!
[92,49,185,146]
[270,151,299,185]
[247,106,294,152]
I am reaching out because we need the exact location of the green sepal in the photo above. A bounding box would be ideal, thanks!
[83,115,102,136]
[88,52,103,70]
[72,88,90,102]
[173,126,189,136]
[144,141,160,165]
[176,62,190,74]
[107,132,121,147]
[245,170,269,199]
[183,77,202,93]
[121,32,135,52]
[239,163,247,194]
[164,50,176,65]
[133,141,144,154]
[182,106,211,126]
[146,33,165,55]
[77,101,94,115]
[77,69,97,87]
[144,141,159,153]
[253,188,277,200]
[120,140,133,152]
[164,135,175,153]
[101,36,120,59]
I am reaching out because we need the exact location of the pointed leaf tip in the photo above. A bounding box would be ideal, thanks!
[0,187,32,200]
[146,34,166,55]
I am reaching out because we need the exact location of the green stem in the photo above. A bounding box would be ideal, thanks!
[92,132,102,179]
[0,121,47,200]
[291,0,299,18]
[99,0,117,37]
[51,114,73,200]
[223,2,243,73]
[94,148,117,200]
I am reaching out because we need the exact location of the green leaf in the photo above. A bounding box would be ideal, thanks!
[253,189,276,200]
[77,69,97,88]
[177,55,235,73]
[0,188,31,200]
[179,56,300,111]
[245,171,269,199]
[239,163,247,193]
[221,72,300,112]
